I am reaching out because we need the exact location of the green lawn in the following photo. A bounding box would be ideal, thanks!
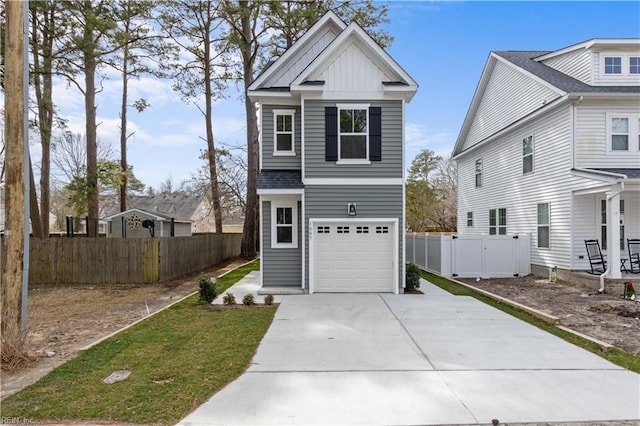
[2,259,276,425]
[421,269,640,374]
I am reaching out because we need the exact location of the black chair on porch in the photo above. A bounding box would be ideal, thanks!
[585,239,607,274]
[628,239,640,274]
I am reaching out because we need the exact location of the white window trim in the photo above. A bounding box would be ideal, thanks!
[606,113,640,152]
[337,103,370,163]
[522,135,534,175]
[537,202,550,249]
[271,201,298,249]
[475,158,482,188]
[467,211,474,227]
[489,208,507,235]
[273,109,296,156]
[602,54,640,77]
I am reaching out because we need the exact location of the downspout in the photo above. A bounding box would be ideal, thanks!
[599,181,624,294]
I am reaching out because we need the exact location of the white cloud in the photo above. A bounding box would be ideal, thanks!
[405,122,455,158]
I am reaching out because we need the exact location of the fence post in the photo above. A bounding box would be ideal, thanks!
[412,232,416,265]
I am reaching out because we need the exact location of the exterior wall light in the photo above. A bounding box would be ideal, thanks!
[348,203,357,216]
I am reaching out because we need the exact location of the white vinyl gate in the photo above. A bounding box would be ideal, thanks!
[406,233,530,278]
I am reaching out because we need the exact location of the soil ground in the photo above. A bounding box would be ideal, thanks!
[458,275,640,356]
[0,257,248,400]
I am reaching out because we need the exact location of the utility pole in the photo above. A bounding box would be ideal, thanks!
[2,0,28,348]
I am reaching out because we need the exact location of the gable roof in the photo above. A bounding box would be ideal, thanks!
[453,39,640,157]
[248,11,417,102]
[103,208,191,223]
[101,194,204,221]
[494,50,640,94]
[249,11,346,92]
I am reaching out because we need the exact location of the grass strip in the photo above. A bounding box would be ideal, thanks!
[421,270,640,374]
[2,259,276,425]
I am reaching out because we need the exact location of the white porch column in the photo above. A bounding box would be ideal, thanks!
[608,192,621,279]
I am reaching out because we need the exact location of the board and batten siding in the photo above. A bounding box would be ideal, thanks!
[261,200,303,286]
[261,105,302,170]
[463,60,561,152]
[574,99,640,169]
[457,105,597,270]
[308,41,396,93]
[304,185,403,291]
[541,49,592,84]
[304,99,403,178]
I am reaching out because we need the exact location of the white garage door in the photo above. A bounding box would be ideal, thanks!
[312,221,395,292]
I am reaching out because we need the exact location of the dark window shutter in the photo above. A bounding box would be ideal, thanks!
[325,107,338,161]
[369,106,382,161]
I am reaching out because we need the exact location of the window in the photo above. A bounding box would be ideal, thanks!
[489,208,507,235]
[522,135,533,174]
[376,226,389,234]
[356,226,369,234]
[611,117,629,151]
[273,110,295,155]
[271,202,297,248]
[467,212,473,227]
[600,199,625,251]
[339,107,368,160]
[475,159,482,187]
[337,226,350,234]
[537,203,550,249]
[630,57,640,74]
[604,56,622,74]
[607,114,640,152]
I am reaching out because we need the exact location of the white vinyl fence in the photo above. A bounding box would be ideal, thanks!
[406,233,531,278]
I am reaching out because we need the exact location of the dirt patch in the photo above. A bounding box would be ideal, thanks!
[0,257,249,399]
[458,275,640,356]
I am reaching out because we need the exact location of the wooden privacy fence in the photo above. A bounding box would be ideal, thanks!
[406,233,531,278]
[26,234,242,285]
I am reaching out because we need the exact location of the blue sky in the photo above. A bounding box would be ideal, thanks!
[51,1,640,190]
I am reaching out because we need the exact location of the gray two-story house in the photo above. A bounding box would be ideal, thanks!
[248,12,417,293]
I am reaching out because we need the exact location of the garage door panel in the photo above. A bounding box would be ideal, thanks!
[312,221,395,293]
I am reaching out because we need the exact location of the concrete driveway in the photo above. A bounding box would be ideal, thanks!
[178,279,639,425]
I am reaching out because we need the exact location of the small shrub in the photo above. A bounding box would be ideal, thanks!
[406,263,421,291]
[222,292,236,306]
[264,294,274,305]
[242,293,256,306]
[197,274,217,303]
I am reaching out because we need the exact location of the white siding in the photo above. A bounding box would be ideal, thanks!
[463,60,561,151]
[309,37,397,94]
[458,106,585,270]
[592,50,640,86]
[541,49,592,84]
[574,99,640,169]
[266,25,341,88]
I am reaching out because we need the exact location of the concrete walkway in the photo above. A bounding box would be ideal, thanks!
[179,278,640,425]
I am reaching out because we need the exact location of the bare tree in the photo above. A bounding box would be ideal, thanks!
[157,0,228,233]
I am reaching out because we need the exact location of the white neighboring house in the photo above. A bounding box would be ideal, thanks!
[453,39,640,279]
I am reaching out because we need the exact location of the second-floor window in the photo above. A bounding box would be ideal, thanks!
[273,110,295,155]
[339,107,368,160]
[604,56,622,74]
[467,212,474,227]
[607,114,640,152]
[475,159,482,187]
[522,135,533,174]
[630,57,640,74]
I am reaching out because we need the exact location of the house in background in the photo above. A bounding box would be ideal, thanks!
[453,39,640,279]
[101,194,244,234]
[104,208,192,238]
[249,12,417,293]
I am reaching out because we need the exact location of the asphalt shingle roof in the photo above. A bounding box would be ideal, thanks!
[257,170,304,189]
[591,168,640,179]
[494,51,640,94]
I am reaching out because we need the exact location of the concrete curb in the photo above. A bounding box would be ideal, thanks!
[451,278,560,324]
[432,275,618,354]
[81,259,258,351]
